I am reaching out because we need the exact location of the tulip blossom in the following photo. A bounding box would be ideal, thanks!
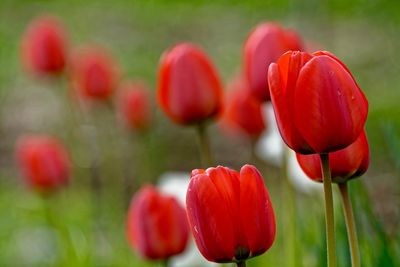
[220,76,266,138]
[157,43,223,125]
[268,50,368,154]
[296,130,369,183]
[243,23,303,102]
[126,185,189,261]
[186,165,275,265]
[117,80,152,132]
[70,47,119,101]
[16,135,71,192]
[21,15,67,75]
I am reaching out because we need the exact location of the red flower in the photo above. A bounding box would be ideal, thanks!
[117,80,152,132]
[268,50,368,154]
[296,130,369,183]
[243,23,303,102]
[21,15,67,75]
[157,43,223,125]
[16,135,71,192]
[70,47,119,101]
[126,185,189,260]
[186,165,275,263]
[220,76,266,138]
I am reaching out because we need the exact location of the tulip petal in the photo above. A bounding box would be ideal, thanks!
[269,51,313,153]
[186,174,236,262]
[239,165,275,256]
[294,55,368,153]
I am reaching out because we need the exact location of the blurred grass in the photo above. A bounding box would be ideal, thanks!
[0,0,399,266]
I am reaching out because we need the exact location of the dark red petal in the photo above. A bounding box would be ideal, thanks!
[186,174,236,262]
[294,55,368,153]
[239,165,275,256]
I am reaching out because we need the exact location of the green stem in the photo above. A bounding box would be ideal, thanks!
[196,122,213,167]
[161,259,169,267]
[320,153,337,267]
[236,261,246,267]
[281,148,297,267]
[339,182,360,267]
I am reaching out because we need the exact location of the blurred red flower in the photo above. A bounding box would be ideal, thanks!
[117,80,152,132]
[243,22,303,102]
[296,130,370,183]
[186,165,275,264]
[126,185,189,260]
[21,15,68,76]
[220,76,266,138]
[16,135,71,192]
[157,43,223,125]
[268,50,368,154]
[70,46,119,101]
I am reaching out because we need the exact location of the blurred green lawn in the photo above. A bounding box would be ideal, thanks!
[0,0,399,266]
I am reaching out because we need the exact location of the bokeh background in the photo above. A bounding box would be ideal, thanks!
[0,0,399,266]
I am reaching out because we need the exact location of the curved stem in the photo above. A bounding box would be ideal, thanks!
[339,182,360,267]
[320,153,337,267]
[196,122,213,167]
[237,261,246,267]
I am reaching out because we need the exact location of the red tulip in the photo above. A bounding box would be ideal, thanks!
[126,185,189,260]
[296,130,369,183]
[243,23,303,102]
[21,15,67,75]
[186,165,275,263]
[16,135,71,192]
[220,76,266,138]
[117,80,152,132]
[268,50,368,154]
[70,47,119,101]
[157,43,223,125]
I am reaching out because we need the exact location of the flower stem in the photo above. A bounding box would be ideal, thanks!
[237,261,246,267]
[281,148,297,267]
[320,153,337,267]
[196,122,213,167]
[339,182,360,267]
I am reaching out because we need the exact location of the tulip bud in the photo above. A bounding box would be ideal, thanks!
[220,76,266,138]
[117,80,152,132]
[126,185,189,260]
[70,47,119,101]
[243,23,303,102]
[186,165,276,264]
[268,50,368,154]
[21,15,67,76]
[296,130,369,183]
[16,135,71,192]
[157,43,223,125]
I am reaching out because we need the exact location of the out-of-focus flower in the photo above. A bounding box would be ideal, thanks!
[158,172,218,267]
[255,104,322,194]
[157,43,223,125]
[70,46,119,102]
[243,22,303,102]
[21,15,67,76]
[296,130,369,183]
[186,165,275,264]
[126,185,189,261]
[219,76,266,138]
[268,50,368,154]
[117,80,152,132]
[16,135,71,192]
